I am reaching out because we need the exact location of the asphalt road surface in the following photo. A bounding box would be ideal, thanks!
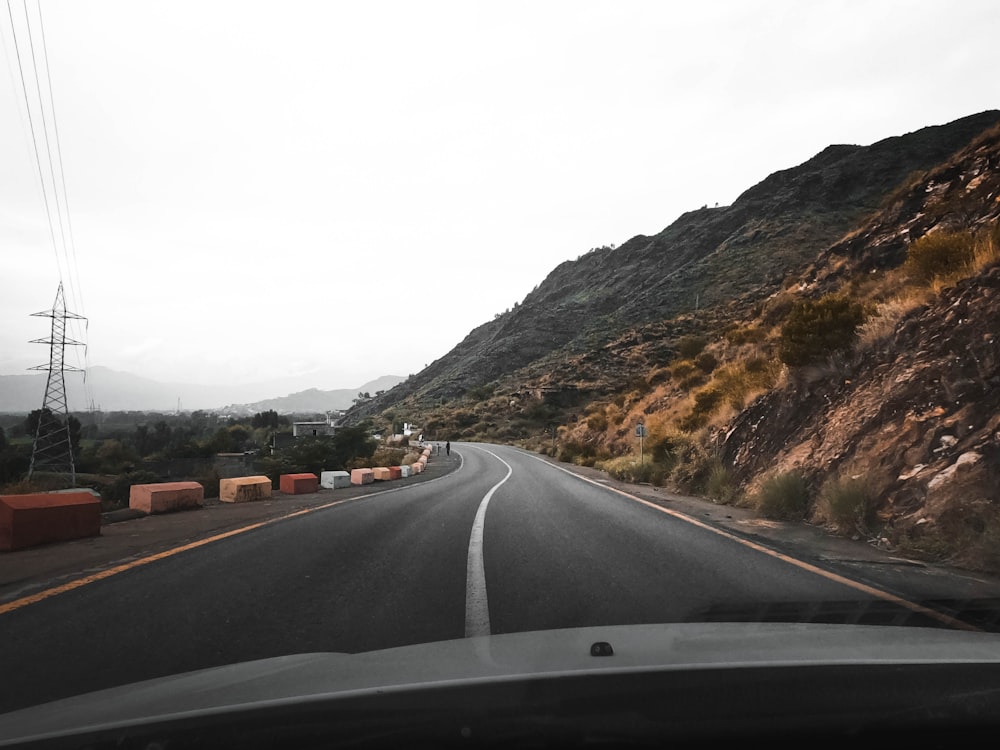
[0,443,992,714]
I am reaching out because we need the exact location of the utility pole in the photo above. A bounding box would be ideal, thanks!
[28,282,86,485]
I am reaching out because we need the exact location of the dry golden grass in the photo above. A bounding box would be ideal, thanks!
[855,295,922,348]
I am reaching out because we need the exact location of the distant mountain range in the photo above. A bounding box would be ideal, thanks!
[0,366,404,414]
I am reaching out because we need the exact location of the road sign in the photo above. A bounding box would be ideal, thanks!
[635,424,647,438]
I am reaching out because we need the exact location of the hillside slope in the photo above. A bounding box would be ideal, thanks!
[349,110,1000,571]
[354,111,1000,415]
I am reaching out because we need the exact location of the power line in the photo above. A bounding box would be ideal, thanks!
[37,0,83,318]
[7,0,93,415]
[22,0,80,320]
[35,0,90,408]
[5,0,63,282]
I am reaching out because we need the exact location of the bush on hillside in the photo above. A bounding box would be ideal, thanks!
[676,335,708,359]
[904,230,976,283]
[754,470,809,520]
[815,474,873,534]
[778,294,866,366]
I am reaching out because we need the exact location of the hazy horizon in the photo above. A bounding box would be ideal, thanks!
[3,1,997,406]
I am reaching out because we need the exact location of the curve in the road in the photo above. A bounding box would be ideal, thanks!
[463,446,513,638]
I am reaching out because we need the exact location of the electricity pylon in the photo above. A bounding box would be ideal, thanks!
[28,282,86,485]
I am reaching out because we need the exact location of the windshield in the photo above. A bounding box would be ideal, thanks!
[3,0,1000,744]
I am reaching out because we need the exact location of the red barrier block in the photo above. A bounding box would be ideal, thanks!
[129,481,204,514]
[0,491,101,551]
[280,473,319,494]
[388,466,403,480]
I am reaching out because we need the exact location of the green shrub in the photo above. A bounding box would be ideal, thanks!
[817,475,873,533]
[678,383,727,432]
[694,352,718,373]
[646,366,672,386]
[669,359,698,379]
[597,455,668,486]
[692,383,725,415]
[676,335,708,359]
[587,412,608,432]
[558,440,596,464]
[755,471,809,520]
[678,371,707,390]
[725,324,766,345]
[668,438,713,492]
[778,294,867,366]
[904,230,976,283]
[703,459,739,504]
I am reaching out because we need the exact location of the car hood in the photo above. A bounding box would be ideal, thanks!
[4,622,1000,745]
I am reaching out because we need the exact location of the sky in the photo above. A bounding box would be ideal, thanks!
[1,0,997,398]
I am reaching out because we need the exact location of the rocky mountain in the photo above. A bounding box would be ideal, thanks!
[352,110,1000,414]
[348,110,1000,571]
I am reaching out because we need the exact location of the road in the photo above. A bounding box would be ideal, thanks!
[1,442,997,714]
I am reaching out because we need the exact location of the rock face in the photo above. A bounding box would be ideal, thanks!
[352,110,1000,415]
[718,121,1000,563]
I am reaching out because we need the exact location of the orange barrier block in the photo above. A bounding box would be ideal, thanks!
[372,467,391,481]
[129,481,204,514]
[418,455,428,466]
[351,468,375,485]
[422,448,431,457]
[411,462,423,474]
[279,473,319,494]
[0,491,101,551]
[219,476,272,503]
[388,466,403,480]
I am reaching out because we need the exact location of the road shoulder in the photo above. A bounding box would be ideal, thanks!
[0,449,462,605]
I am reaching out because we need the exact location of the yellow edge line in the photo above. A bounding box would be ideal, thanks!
[0,497,352,616]
[534,455,978,632]
[1,455,464,617]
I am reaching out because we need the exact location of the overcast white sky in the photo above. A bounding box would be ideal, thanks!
[1,1,996,395]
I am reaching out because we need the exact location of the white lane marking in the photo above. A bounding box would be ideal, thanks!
[463,446,514,637]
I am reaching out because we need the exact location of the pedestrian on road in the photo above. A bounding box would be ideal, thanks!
[446,441,451,456]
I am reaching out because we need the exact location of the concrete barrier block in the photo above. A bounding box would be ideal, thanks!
[129,481,204,515]
[399,465,412,478]
[351,468,375,485]
[321,470,351,489]
[0,492,101,551]
[219,476,272,503]
[411,462,423,474]
[372,467,391,481]
[388,466,403,480]
[279,473,319,494]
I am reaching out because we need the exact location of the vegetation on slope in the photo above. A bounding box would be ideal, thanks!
[360,113,1000,572]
